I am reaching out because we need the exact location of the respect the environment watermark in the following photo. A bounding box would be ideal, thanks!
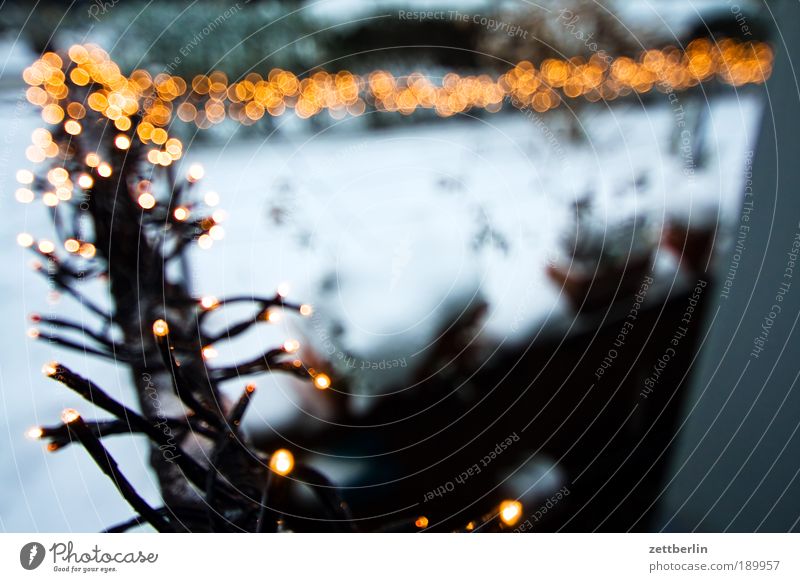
[162,3,244,75]
[721,150,755,300]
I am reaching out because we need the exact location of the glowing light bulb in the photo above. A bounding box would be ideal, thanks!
[17,233,34,247]
[173,206,190,221]
[68,45,88,64]
[276,282,291,297]
[165,138,182,155]
[200,296,219,310]
[415,516,429,528]
[77,173,94,189]
[85,153,100,168]
[97,162,112,178]
[208,225,225,240]
[201,346,218,360]
[61,408,81,424]
[42,361,58,377]
[187,164,204,182]
[15,188,34,203]
[197,234,213,249]
[37,240,55,254]
[31,128,51,147]
[64,120,82,135]
[25,426,44,440]
[152,319,169,337]
[313,373,331,390]
[78,243,96,259]
[203,191,219,206]
[27,328,40,339]
[269,448,294,476]
[64,239,80,253]
[264,309,281,324]
[114,134,131,150]
[42,192,59,207]
[42,104,64,124]
[16,169,34,184]
[47,168,68,185]
[282,339,300,353]
[137,192,156,209]
[299,304,313,317]
[499,500,522,526]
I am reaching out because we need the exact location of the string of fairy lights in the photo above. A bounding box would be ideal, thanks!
[15,38,773,212]
[14,37,772,532]
[23,37,772,133]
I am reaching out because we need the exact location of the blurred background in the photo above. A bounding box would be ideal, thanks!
[1,0,796,532]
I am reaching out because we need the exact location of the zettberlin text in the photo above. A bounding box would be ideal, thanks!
[649,544,708,554]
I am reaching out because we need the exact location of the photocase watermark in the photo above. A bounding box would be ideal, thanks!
[594,274,653,381]
[397,10,529,39]
[556,9,613,66]
[87,0,122,21]
[557,4,693,159]
[749,222,800,359]
[641,279,707,398]
[721,150,755,300]
[141,372,181,463]
[513,486,571,532]
[422,432,520,502]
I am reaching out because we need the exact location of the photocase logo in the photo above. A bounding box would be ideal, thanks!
[20,542,46,570]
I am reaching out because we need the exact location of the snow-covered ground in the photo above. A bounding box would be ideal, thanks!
[188,91,760,399]
[0,35,762,529]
